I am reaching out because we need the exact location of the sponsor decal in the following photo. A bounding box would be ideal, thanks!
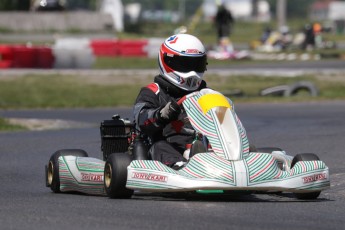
[168,35,178,44]
[132,172,168,183]
[185,49,200,54]
[81,173,103,182]
[302,173,327,184]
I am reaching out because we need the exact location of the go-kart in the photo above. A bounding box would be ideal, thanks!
[45,89,330,199]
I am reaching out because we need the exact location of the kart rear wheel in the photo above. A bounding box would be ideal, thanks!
[291,153,321,200]
[46,149,88,193]
[104,153,133,199]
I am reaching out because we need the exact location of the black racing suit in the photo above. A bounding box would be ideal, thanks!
[133,75,207,167]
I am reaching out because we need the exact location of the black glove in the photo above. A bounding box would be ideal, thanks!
[157,100,181,124]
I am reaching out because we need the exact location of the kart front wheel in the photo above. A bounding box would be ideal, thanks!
[104,153,133,199]
[291,153,321,200]
[46,149,88,193]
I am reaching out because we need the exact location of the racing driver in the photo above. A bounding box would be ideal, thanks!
[133,34,208,169]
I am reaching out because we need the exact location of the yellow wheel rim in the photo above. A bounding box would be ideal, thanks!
[104,163,112,188]
[47,161,54,185]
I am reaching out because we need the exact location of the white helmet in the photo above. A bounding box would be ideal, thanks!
[158,34,207,91]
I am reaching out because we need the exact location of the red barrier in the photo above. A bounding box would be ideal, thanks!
[1,38,150,69]
[90,39,149,57]
[90,39,119,57]
[35,46,54,68]
[12,46,36,68]
[0,45,14,68]
[117,40,148,57]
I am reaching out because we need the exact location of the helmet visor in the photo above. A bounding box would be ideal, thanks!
[163,54,207,73]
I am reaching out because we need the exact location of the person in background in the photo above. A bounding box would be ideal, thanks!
[214,2,234,44]
[313,22,323,47]
[303,23,315,50]
[260,26,272,44]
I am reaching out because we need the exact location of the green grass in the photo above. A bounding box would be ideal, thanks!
[207,75,345,103]
[1,72,345,131]
[0,117,26,131]
[0,74,345,109]
[0,75,142,109]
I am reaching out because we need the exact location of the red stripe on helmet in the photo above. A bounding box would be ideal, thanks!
[159,45,174,73]
[161,43,180,55]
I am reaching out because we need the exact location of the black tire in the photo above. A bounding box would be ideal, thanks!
[284,81,319,97]
[260,85,290,96]
[104,153,133,199]
[291,153,321,200]
[291,153,320,168]
[46,149,88,193]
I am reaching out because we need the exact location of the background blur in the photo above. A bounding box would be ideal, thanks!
[1,1,344,36]
[1,0,345,125]
[0,0,344,69]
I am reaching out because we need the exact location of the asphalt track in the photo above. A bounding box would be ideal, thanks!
[1,101,345,230]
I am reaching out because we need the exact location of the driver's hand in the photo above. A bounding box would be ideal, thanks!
[157,100,181,124]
